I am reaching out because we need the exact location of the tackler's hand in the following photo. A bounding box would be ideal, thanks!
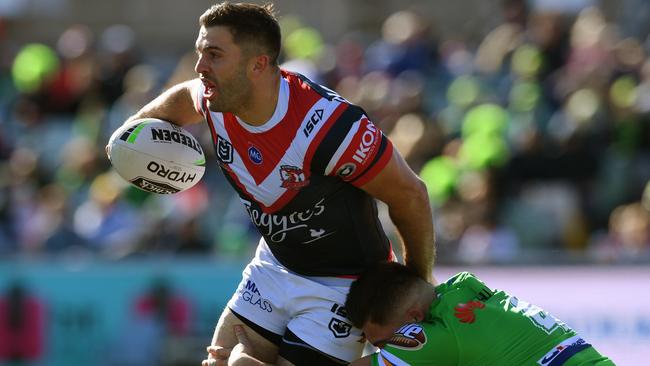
[202,345,232,366]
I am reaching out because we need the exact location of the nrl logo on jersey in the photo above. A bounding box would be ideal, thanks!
[328,318,352,338]
[279,165,309,190]
[216,135,233,165]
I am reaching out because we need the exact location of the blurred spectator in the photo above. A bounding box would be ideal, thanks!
[72,172,143,257]
[0,281,46,363]
[106,63,160,135]
[46,24,97,116]
[97,24,138,106]
[590,199,650,262]
[279,15,325,82]
[458,216,520,263]
[134,278,192,336]
[107,278,192,366]
[618,0,650,39]
[366,10,437,76]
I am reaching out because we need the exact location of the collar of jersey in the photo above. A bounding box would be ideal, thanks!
[425,287,444,322]
[235,75,289,133]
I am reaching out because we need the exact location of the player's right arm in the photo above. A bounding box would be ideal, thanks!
[125,79,204,127]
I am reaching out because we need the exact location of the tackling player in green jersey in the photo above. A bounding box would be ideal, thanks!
[345,262,614,366]
[207,262,614,365]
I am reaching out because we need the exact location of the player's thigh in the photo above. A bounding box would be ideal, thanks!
[213,307,280,363]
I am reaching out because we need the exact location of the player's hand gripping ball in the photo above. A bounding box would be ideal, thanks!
[107,118,205,194]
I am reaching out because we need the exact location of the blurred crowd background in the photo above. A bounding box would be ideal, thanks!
[1,0,649,365]
[1,0,649,264]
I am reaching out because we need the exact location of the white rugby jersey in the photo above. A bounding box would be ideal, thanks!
[195,70,393,276]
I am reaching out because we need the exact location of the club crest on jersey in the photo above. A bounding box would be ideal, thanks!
[248,146,263,164]
[280,165,309,190]
[216,135,233,164]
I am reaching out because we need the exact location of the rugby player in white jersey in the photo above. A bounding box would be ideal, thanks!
[111,3,434,365]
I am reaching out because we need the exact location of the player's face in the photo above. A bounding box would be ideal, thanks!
[195,25,253,113]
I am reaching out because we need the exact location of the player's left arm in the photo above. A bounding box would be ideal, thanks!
[361,147,435,283]
[315,107,434,281]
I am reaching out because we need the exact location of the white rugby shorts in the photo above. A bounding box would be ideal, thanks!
[227,238,365,362]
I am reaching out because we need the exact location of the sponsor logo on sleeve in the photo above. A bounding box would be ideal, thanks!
[352,120,380,165]
[329,118,382,180]
[387,323,427,351]
[538,335,590,366]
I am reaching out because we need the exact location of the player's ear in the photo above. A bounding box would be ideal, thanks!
[249,54,270,77]
[406,306,425,323]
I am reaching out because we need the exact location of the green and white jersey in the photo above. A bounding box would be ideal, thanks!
[370,272,614,366]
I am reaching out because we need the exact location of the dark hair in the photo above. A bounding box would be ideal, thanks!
[199,2,281,65]
[345,262,422,328]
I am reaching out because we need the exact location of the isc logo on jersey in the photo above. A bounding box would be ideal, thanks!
[387,323,427,350]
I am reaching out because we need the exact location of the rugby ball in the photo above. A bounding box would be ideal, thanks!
[107,118,205,194]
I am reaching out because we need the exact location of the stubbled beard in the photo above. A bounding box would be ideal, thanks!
[207,70,250,113]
